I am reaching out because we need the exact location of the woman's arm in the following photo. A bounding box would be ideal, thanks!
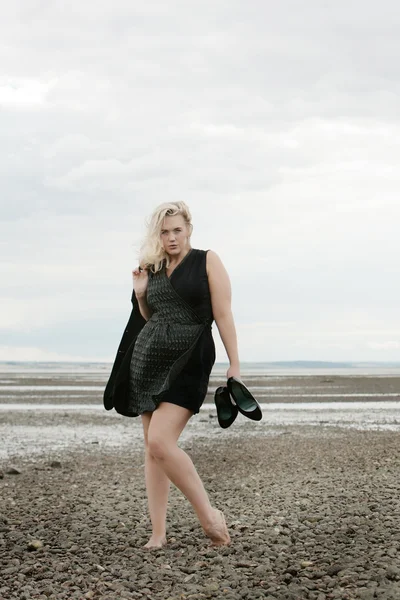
[135,293,152,321]
[132,267,152,321]
[206,250,240,378]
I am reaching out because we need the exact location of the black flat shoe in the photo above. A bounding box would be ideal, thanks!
[214,386,238,428]
[227,377,262,421]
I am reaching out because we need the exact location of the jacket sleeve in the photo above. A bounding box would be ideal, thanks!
[103,289,147,410]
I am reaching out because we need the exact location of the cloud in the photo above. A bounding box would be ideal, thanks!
[1,0,400,361]
[0,77,53,108]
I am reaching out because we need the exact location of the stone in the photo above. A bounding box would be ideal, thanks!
[27,540,43,551]
[6,466,21,475]
[386,566,400,581]
[326,563,346,576]
[300,561,314,568]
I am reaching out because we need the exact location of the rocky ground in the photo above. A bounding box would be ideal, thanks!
[1,426,400,600]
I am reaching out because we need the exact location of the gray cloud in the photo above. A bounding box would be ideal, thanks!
[1,0,399,361]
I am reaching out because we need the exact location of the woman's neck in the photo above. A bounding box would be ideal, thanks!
[167,247,192,267]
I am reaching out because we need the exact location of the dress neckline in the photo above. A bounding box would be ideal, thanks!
[165,248,194,280]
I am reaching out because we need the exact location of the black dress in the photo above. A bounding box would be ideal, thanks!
[128,248,216,415]
[157,248,216,413]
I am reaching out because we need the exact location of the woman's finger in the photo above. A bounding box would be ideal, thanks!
[132,266,147,277]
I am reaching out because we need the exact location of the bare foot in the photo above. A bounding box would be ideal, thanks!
[203,508,231,546]
[143,536,167,550]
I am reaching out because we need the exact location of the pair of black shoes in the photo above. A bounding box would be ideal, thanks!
[214,377,262,428]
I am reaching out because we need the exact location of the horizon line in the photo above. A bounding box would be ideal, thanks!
[1,360,400,366]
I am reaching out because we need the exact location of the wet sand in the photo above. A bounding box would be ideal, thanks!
[1,425,400,600]
[1,374,400,404]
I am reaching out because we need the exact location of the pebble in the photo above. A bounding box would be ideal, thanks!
[301,560,314,568]
[326,563,346,576]
[27,539,43,551]
[5,466,21,475]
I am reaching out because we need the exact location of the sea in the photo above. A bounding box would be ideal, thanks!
[1,361,400,461]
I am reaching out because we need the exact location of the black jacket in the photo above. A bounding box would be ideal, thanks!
[103,290,146,417]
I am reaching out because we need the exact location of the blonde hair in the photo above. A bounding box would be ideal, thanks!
[139,201,193,273]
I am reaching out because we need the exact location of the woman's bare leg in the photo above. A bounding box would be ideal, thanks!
[146,402,230,545]
[141,412,171,548]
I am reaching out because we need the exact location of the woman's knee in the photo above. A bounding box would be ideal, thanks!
[147,434,173,461]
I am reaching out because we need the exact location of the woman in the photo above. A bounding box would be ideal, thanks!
[130,201,240,549]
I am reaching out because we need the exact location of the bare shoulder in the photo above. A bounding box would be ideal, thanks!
[205,249,226,276]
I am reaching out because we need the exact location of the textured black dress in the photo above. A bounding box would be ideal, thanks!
[128,248,216,415]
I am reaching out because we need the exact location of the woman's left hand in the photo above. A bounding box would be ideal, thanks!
[227,364,241,380]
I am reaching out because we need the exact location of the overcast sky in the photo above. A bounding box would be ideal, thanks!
[1,1,400,364]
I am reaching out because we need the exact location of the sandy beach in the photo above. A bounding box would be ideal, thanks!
[1,421,400,600]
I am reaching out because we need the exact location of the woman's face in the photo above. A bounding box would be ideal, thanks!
[160,214,190,256]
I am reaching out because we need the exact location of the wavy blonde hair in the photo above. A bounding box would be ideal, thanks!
[139,201,193,273]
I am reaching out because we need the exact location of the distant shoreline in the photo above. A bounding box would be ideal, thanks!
[1,360,400,367]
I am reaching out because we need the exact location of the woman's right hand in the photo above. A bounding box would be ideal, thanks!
[132,266,149,298]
